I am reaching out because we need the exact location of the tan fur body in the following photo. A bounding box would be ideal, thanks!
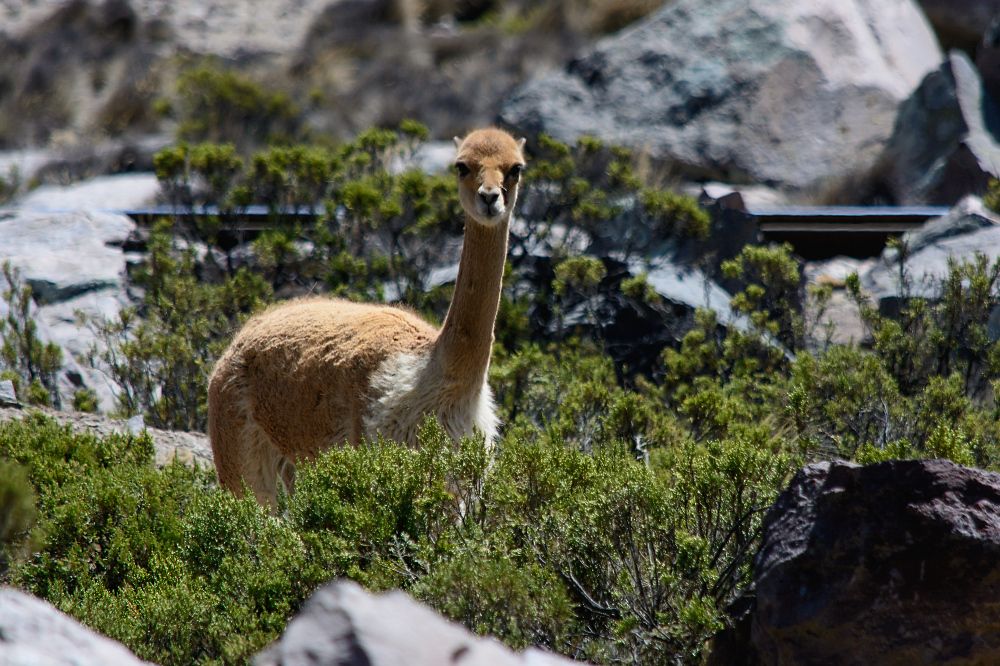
[208,128,526,508]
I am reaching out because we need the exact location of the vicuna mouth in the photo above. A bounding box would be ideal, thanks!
[476,199,505,219]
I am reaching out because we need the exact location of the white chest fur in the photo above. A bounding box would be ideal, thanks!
[365,352,499,446]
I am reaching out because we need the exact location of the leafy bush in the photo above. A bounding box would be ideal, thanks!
[5,408,791,665]
[846,251,1000,402]
[170,63,302,149]
[0,459,35,577]
[516,134,709,265]
[87,221,271,430]
[13,245,1000,666]
[1,262,64,408]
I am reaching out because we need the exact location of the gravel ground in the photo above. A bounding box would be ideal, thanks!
[0,405,214,469]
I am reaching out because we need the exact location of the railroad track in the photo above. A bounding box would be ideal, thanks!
[118,204,950,261]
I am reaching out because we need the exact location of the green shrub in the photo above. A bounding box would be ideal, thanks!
[984,178,1000,214]
[1,262,63,408]
[518,135,708,264]
[0,459,35,576]
[87,220,271,430]
[846,252,1000,400]
[7,392,792,666]
[173,64,301,149]
[0,165,19,205]
[72,389,99,413]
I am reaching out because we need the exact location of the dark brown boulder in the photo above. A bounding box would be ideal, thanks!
[752,459,1000,665]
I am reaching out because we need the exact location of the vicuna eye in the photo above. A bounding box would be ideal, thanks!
[507,164,524,180]
[455,162,471,178]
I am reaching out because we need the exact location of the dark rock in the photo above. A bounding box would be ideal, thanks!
[500,0,941,192]
[253,579,576,666]
[919,0,1000,52]
[511,253,703,381]
[877,50,1000,206]
[0,586,153,665]
[705,594,759,666]
[979,12,1000,106]
[753,459,1000,665]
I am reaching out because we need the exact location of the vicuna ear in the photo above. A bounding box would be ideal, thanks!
[517,137,526,151]
[454,136,463,150]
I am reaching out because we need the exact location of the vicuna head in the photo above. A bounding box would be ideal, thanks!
[453,128,527,227]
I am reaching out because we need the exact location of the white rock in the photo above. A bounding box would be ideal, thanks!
[253,579,577,666]
[805,256,875,288]
[0,210,134,303]
[0,380,18,406]
[701,182,792,210]
[0,210,135,411]
[125,414,146,434]
[27,290,130,413]
[392,141,458,175]
[0,587,153,666]
[862,221,1000,301]
[18,173,160,213]
[641,259,741,326]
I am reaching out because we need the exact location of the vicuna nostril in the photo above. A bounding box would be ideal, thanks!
[479,191,500,206]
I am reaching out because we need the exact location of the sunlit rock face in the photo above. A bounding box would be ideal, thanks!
[501,0,944,192]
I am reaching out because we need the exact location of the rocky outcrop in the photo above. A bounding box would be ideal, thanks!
[0,587,153,666]
[254,579,577,666]
[0,207,137,410]
[876,50,1000,206]
[751,458,1000,665]
[500,0,943,192]
[0,404,214,466]
[18,172,159,213]
[861,195,1000,303]
[0,210,135,302]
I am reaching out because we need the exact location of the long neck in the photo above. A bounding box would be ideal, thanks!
[433,213,509,387]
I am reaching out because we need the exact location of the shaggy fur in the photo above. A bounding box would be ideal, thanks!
[208,128,526,508]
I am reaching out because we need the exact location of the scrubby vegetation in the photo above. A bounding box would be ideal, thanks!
[3,129,1000,666]
[1,262,64,409]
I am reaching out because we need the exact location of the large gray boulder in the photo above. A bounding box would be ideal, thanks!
[254,579,577,666]
[17,173,160,213]
[751,459,1000,665]
[876,50,1000,206]
[0,587,153,666]
[500,0,942,191]
[0,209,134,303]
[0,209,135,411]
